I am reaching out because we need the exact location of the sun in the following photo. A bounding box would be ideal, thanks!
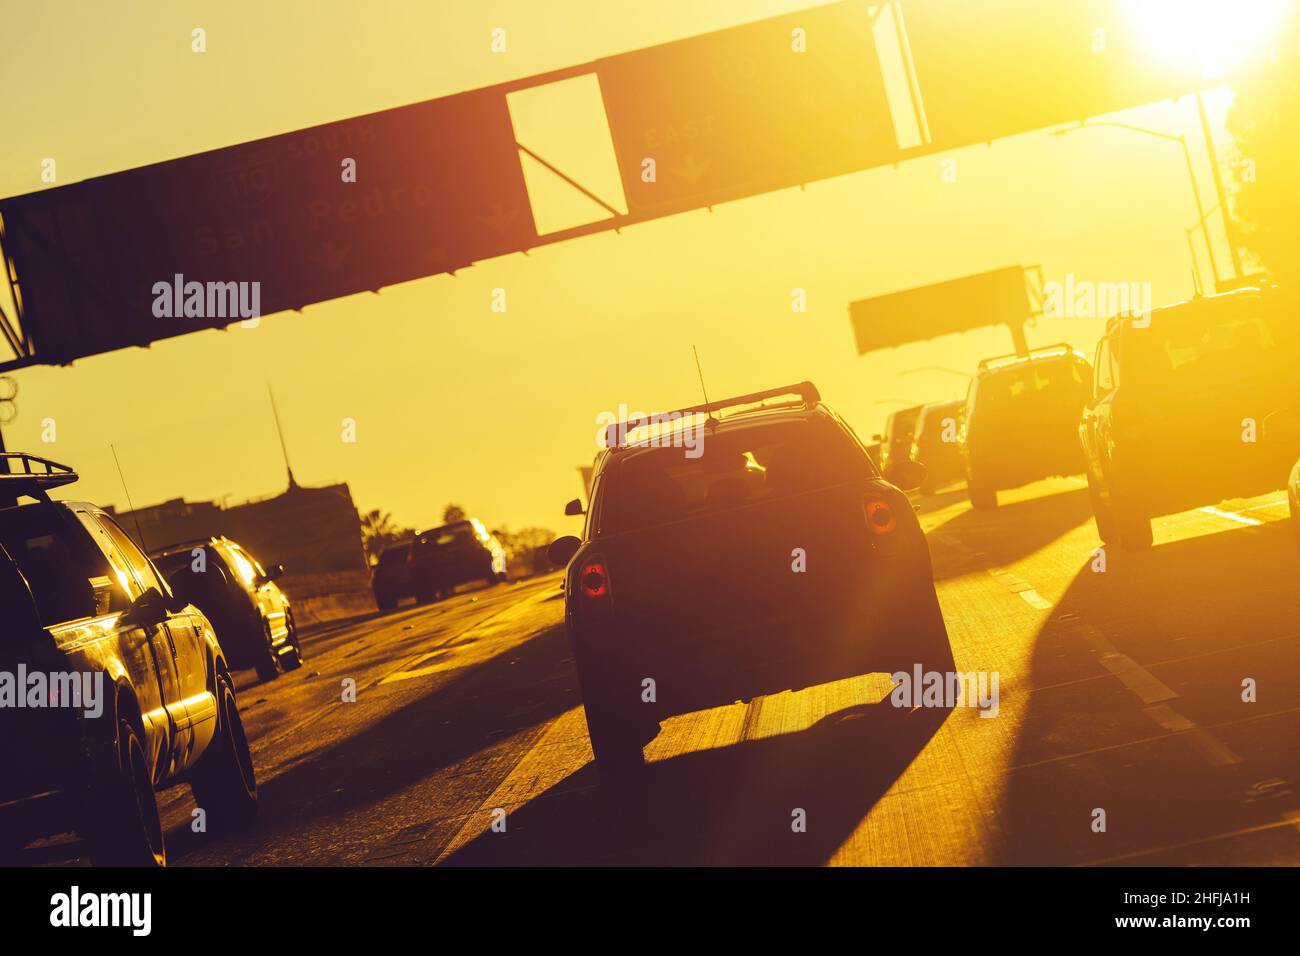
[1124,0,1293,79]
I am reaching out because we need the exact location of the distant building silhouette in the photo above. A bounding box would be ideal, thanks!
[109,480,367,575]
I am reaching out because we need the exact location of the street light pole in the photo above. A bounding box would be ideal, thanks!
[1195,90,1244,282]
[1053,119,1221,290]
[1174,130,1222,289]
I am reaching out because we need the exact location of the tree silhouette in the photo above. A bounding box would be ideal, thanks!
[1227,16,1299,280]
[359,508,410,564]
[442,503,467,523]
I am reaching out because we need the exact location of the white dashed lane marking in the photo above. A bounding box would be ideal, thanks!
[1199,506,1263,527]
[930,529,1242,767]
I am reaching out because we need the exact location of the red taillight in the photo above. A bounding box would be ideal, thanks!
[864,498,897,535]
[580,560,609,599]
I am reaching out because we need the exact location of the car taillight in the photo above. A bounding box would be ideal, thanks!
[864,498,897,535]
[580,559,610,599]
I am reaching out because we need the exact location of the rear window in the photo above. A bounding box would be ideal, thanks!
[153,549,232,602]
[916,404,962,440]
[378,545,411,566]
[596,418,869,535]
[977,359,1087,414]
[418,525,475,549]
[1125,298,1295,384]
[0,548,40,635]
[887,407,922,441]
[153,551,199,576]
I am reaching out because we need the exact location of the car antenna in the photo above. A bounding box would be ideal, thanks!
[111,444,150,553]
[692,345,719,429]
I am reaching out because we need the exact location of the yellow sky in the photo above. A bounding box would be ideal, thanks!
[0,1,1248,535]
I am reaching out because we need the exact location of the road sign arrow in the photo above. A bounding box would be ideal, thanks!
[668,154,709,185]
[478,203,519,234]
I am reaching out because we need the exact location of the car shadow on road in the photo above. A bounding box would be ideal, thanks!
[439,698,950,866]
[993,519,1300,865]
[928,486,1092,582]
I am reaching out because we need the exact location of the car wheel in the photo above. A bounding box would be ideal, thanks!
[968,478,997,510]
[253,620,281,682]
[572,652,649,772]
[583,701,646,772]
[83,717,166,867]
[189,675,258,834]
[375,591,396,611]
[893,583,955,675]
[1116,504,1153,551]
[1087,472,1120,545]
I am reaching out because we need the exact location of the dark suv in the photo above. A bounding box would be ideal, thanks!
[910,399,966,495]
[409,519,507,602]
[371,542,415,611]
[1081,287,1300,549]
[0,456,257,866]
[152,536,302,682]
[959,345,1093,509]
[875,404,924,487]
[547,383,952,769]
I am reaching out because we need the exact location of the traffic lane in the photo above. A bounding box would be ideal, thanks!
[437,495,1059,866]
[436,478,1300,865]
[162,574,568,865]
[933,481,1300,864]
[10,586,547,867]
[169,480,1300,866]
[228,577,558,752]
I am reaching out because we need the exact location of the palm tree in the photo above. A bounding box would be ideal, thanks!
[360,509,399,564]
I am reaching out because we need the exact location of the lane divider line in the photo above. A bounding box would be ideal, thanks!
[930,531,1053,610]
[1077,624,1179,705]
[933,530,1244,770]
[1073,622,1241,765]
[986,566,1053,610]
[1079,810,1300,867]
[1199,506,1263,527]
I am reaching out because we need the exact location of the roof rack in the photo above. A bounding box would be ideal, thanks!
[977,343,1079,372]
[0,454,78,503]
[604,382,820,450]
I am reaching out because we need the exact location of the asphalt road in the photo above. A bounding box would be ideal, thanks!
[30,476,1300,866]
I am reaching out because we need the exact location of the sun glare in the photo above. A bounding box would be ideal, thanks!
[1125,0,1291,79]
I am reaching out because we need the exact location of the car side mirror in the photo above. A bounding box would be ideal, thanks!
[256,563,285,587]
[893,459,928,491]
[547,535,581,567]
[122,586,169,629]
[563,498,585,517]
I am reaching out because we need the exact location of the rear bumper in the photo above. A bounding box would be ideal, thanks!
[967,445,1085,489]
[572,571,949,722]
[1108,442,1296,515]
[412,552,493,587]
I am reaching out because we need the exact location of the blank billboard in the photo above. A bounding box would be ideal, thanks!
[597,2,897,219]
[901,0,1205,149]
[0,89,535,365]
[850,265,1036,353]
